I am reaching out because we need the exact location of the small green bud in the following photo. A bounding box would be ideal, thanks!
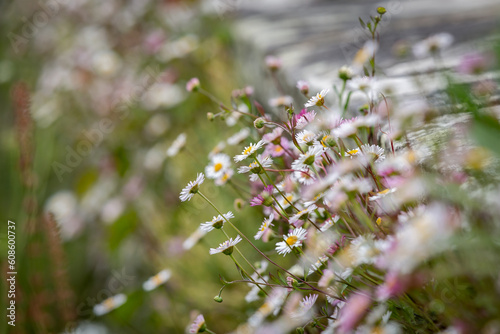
[377,7,386,15]
[296,327,305,334]
[254,117,266,129]
[234,198,245,211]
[214,296,223,303]
[207,112,215,121]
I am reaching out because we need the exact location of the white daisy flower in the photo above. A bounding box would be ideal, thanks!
[179,173,205,202]
[276,227,308,256]
[205,153,231,179]
[293,167,316,185]
[296,130,317,146]
[360,144,385,163]
[166,133,186,157]
[369,188,397,201]
[237,154,273,176]
[345,148,361,158]
[320,215,340,232]
[142,269,172,291]
[209,235,242,255]
[296,80,309,94]
[93,294,127,316]
[254,214,275,240]
[291,146,325,170]
[208,141,226,158]
[348,76,378,100]
[289,204,318,225]
[189,314,206,333]
[234,140,265,162]
[305,88,329,107]
[200,212,235,232]
[214,169,234,186]
[308,256,328,275]
[278,193,297,209]
[269,95,293,107]
[227,128,250,146]
[413,32,453,58]
[293,294,318,318]
[182,227,208,250]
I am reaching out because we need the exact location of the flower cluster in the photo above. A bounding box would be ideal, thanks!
[178,9,500,334]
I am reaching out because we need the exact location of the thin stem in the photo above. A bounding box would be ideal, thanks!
[197,191,337,299]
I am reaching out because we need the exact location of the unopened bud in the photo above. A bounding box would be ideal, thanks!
[254,117,266,129]
[234,198,245,211]
[214,296,223,303]
[207,112,214,121]
[186,77,200,92]
[377,7,386,15]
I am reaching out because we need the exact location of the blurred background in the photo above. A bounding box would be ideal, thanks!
[1,0,500,333]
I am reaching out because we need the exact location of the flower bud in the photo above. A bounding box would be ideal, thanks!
[265,55,282,71]
[338,65,354,81]
[377,7,386,15]
[254,117,266,129]
[234,198,245,211]
[214,296,223,303]
[207,112,214,121]
[186,77,200,92]
[296,327,305,334]
[296,80,309,95]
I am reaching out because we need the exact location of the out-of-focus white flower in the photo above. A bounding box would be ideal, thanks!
[183,227,208,250]
[289,205,318,225]
[296,130,317,146]
[348,76,378,100]
[369,188,397,201]
[296,80,309,94]
[166,133,186,157]
[215,169,234,186]
[269,95,293,107]
[93,294,127,316]
[360,144,386,163]
[413,33,454,58]
[265,55,282,70]
[143,269,172,291]
[205,153,231,179]
[189,314,206,333]
[227,128,250,146]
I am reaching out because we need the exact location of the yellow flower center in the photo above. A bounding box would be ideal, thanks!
[378,189,390,195]
[152,274,163,285]
[221,173,229,181]
[286,195,293,202]
[376,217,382,225]
[286,235,298,245]
[274,146,283,153]
[214,162,223,172]
[243,146,253,155]
[103,298,115,309]
[347,149,359,155]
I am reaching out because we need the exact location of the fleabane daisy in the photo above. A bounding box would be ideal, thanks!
[276,227,308,256]
[200,211,235,232]
[209,235,242,255]
[179,173,205,202]
[308,255,328,275]
[369,188,397,201]
[142,269,172,291]
[293,167,316,185]
[254,214,275,240]
[166,133,186,157]
[237,154,273,181]
[294,109,316,130]
[214,169,234,186]
[296,130,317,146]
[234,140,265,162]
[189,314,206,333]
[292,294,319,318]
[289,204,318,225]
[291,146,325,170]
[205,153,231,179]
[305,88,329,108]
[360,144,386,163]
[93,294,127,316]
[227,128,250,146]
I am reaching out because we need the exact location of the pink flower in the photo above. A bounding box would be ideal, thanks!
[186,78,200,92]
[376,271,410,301]
[264,138,290,158]
[290,109,316,129]
[265,55,282,71]
[456,52,490,75]
[250,185,274,207]
[337,292,372,334]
